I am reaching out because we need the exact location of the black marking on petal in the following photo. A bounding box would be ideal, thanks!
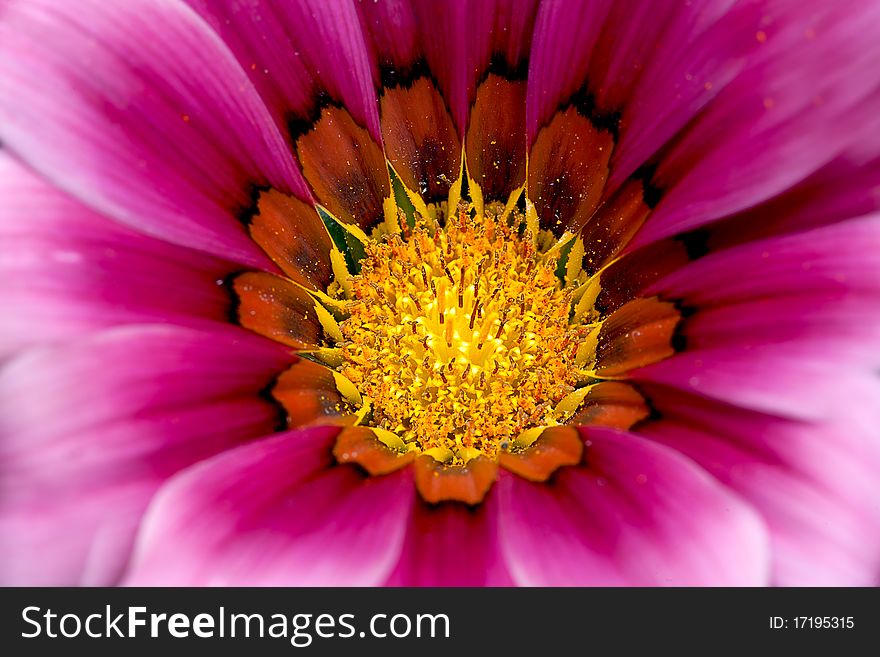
[379,57,432,90]
[570,86,621,139]
[237,183,272,226]
[287,91,336,143]
[459,163,472,203]
[259,377,291,432]
[633,163,663,209]
[628,382,664,429]
[670,298,695,353]
[223,270,249,326]
[676,228,710,260]
[483,53,529,83]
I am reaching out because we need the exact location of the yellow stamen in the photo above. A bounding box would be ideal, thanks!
[339,205,583,464]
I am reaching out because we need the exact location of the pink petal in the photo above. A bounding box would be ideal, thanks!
[126,428,414,586]
[0,324,292,585]
[358,0,470,133]
[0,0,308,267]
[497,427,770,586]
[385,493,514,586]
[648,214,880,305]
[631,0,880,245]
[698,130,880,249]
[638,385,880,585]
[527,0,746,148]
[633,343,880,422]
[0,153,236,358]
[186,0,380,142]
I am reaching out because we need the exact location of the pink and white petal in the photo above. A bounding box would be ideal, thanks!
[0,0,307,267]
[638,385,880,585]
[631,0,880,245]
[498,427,770,586]
[0,153,237,358]
[126,428,414,586]
[0,324,293,585]
[186,0,380,142]
[385,493,514,586]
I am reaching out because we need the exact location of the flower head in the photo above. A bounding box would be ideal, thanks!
[1,0,880,586]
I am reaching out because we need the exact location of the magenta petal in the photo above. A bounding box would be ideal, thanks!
[0,324,293,585]
[525,0,612,143]
[633,341,880,422]
[126,428,414,586]
[638,386,880,585]
[631,1,880,244]
[497,428,770,586]
[0,0,308,267]
[358,0,470,133]
[385,493,514,586]
[0,153,237,358]
[647,214,880,304]
[187,0,381,142]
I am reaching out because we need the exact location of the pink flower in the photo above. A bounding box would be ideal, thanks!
[1,0,879,586]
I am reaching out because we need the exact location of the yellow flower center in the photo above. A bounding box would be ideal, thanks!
[338,205,589,464]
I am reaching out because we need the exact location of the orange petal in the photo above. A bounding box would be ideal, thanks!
[380,76,462,204]
[414,455,498,505]
[332,426,415,476]
[272,359,355,427]
[498,426,583,482]
[231,271,327,349]
[527,106,613,235]
[247,189,334,292]
[568,382,652,429]
[295,105,390,231]
[466,73,526,202]
[579,178,653,276]
[595,296,683,377]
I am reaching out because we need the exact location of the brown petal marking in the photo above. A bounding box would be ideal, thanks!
[592,239,692,317]
[568,382,652,429]
[498,426,583,482]
[579,179,653,276]
[231,271,325,349]
[380,77,461,204]
[414,455,498,505]
[528,106,613,235]
[594,296,683,377]
[333,426,416,476]
[466,74,527,203]
[272,359,355,428]
[296,105,390,231]
[247,189,334,292]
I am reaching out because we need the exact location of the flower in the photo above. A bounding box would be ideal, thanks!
[1,0,879,586]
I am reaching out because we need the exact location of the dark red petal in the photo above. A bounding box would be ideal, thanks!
[527,106,613,235]
[272,358,356,427]
[230,271,329,349]
[568,381,652,430]
[295,105,390,231]
[247,189,335,291]
[594,296,683,377]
